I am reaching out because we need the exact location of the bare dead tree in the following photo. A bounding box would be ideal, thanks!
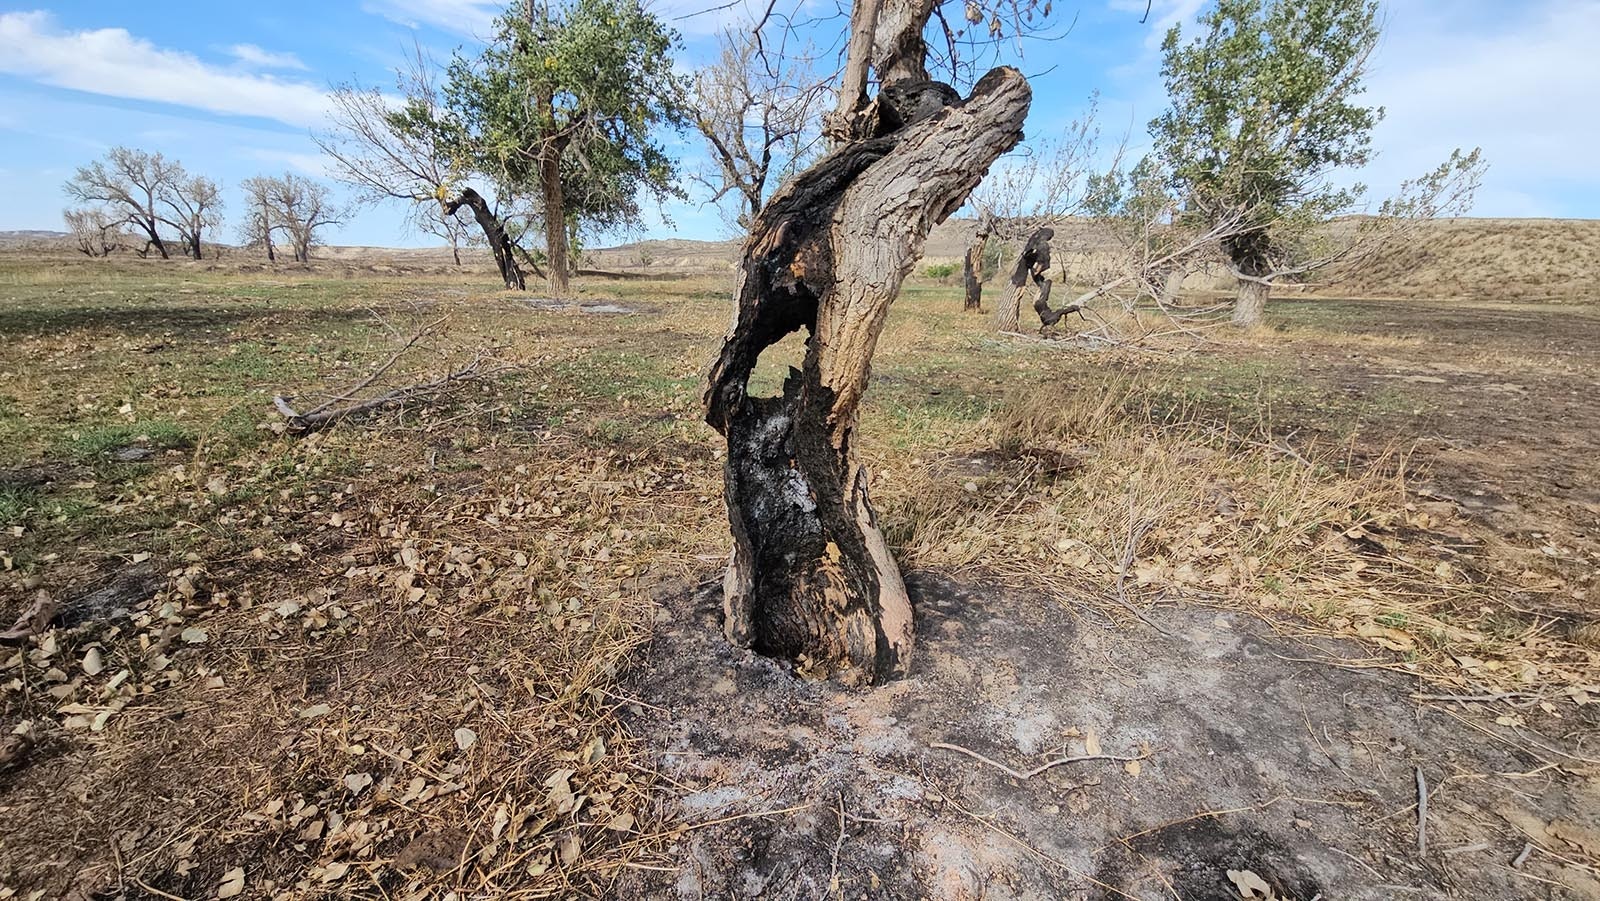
[64,147,184,259]
[255,174,345,263]
[62,208,124,257]
[158,174,225,260]
[965,98,1099,320]
[410,202,479,266]
[703,0,1034,684]
[692,24,831,232]
[238,177,281,261]
[962,209,994,310]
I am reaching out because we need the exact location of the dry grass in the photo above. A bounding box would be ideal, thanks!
[878,377,1599,694]
[3,257,1597,897]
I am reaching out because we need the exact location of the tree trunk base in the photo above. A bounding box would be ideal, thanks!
[721,371,912,685]
[1232,278,1269,326]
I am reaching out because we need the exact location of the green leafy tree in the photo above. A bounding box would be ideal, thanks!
[446,0,690,296]
[320,45,533,289]
[1151,0,1482,325]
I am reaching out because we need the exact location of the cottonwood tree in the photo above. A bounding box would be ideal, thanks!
[445,0,690,296]
[242,174,344,263]
[62,208,125,257]
[64,147,184,259]
[692,25,830,232]
[1151,0,1483,326]
[703,0,1036,683]
[319,47,528,289]
[238,177,281,261]
[159,174,224,260]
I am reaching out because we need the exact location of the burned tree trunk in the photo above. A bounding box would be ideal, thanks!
[705,67,1030,684]
[962,214,993,311]
[445,188,525,291]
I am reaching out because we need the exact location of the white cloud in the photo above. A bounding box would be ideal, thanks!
[0,11,331,129]
[229,43,310,71]
[362,0,503,36]
[1362,0,1600,215]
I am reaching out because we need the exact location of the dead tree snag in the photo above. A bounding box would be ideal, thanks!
[705,53,1030,683]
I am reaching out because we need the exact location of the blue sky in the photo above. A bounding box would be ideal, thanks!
[1,0,1596,248]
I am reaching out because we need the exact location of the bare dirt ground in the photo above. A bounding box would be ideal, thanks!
[621,573,1597,900]
[1259,296,1599,616]
[0,253,1597,900]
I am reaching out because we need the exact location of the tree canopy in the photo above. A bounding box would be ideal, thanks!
[1149,0,1482,325]
[1152,0,1382,232]
[444,0,690,293]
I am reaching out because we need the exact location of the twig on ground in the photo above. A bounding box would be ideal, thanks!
[931,741,1149,780]
[1108,492,1172,635]
[672,802,814,835]
[306,313,448,416]
[1512,842,1534,868]
[1415,766,1429,856]
[817,793,846,901]
[129,877,194,901]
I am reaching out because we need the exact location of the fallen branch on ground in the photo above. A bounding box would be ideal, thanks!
[273,352,506,433]
[931,741,1150,780]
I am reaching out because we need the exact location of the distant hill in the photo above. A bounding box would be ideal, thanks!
[0,230,68,248]
[4,218,1596,302]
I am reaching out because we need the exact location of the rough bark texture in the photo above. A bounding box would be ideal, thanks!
[1233,278,1269,326]
[995,284,1024,332]
[445,188,525,291]
[1160,267,1186,306]
[540,146,571,297]
[705,67,1030,684]
[962,217,991,311]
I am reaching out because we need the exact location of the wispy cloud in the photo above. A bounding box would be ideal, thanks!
[0,11,331,129]
[228,43,310,71]
[361,0,503,37]
[1107,0,1206,52]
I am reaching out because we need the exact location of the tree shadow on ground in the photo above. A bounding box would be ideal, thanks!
[0,304,379,340]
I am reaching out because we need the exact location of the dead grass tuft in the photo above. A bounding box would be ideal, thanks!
[880,375,1600,694]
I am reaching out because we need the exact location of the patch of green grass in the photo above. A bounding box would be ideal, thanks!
[63,420,194,461]
[0,484,40,526]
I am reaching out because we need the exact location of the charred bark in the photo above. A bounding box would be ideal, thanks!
[136,216,169,260]
[445,188,525,291]
[962,216,992,311]
[705,67,1030,684]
